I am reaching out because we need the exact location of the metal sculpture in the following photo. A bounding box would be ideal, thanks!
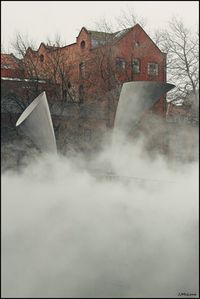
[15,82,175,154]
[114,81,175,135]
[16,91,57,154]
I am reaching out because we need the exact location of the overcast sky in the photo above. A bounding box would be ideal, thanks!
[1,1,199,52]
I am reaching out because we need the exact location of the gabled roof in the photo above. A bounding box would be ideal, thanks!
[1,53,22,69]
[76,27,89,39]
[38,42,59,52]
[25,43,60,57]
[132,24,164,54]
[26,47,37,55]
[86,24,164,54]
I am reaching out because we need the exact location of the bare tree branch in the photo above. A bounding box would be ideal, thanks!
[154,17,199,104]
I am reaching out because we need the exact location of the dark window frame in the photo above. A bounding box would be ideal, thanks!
[79,62,85,78]
[148,62,159,76]
[116,57,126,71]
[40,54,44,63]
[80,40,86,49]
[132,58,140,74]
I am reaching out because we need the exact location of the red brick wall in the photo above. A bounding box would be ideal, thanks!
[23,25,166,111]
[1,67,24,78]
[1,78,59,104]
[1,25,168,152]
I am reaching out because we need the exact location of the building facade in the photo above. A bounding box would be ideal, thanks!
[1,24,167,153]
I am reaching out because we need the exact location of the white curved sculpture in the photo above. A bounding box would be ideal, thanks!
[114,81,175,135]
[16,91,57,154]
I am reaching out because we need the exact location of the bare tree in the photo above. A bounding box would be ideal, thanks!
[10,34,79,108]
[11,33,43,102]
[94,7,146,32]
[89,12,151,127]
[43,36,79,104]
[153,18,199,104]
[115,7,147,30]
[94,17,115,35]
[88,44,121,127]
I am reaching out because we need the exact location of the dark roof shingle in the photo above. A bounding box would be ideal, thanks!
[87,27,133,48]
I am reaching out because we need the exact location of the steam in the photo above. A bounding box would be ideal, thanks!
[2,135,199,298]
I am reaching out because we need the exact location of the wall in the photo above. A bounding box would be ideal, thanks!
[1,24,168,155]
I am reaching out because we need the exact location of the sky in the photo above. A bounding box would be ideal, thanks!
[1,1,199,52]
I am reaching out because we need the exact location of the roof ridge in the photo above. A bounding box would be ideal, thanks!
[87,29,115,35]
[88,26,134,34]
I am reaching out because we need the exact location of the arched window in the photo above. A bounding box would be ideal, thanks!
[79,85,84,104]
[40,54,44,62]
[80,40,86,49]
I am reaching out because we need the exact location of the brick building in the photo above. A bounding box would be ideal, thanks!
[1,24,167,153]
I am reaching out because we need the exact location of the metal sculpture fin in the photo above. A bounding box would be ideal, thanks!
[16,91,57,154]
[114,81,175,135]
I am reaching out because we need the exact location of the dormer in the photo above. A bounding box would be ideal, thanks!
[76,27,92,51]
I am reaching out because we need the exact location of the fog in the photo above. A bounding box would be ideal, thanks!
[1,134,199,298]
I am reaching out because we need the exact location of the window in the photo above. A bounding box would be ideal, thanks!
[79,85,84,104]
[91,39,98,48]
[79,62,85,78]
[148,62,158,76]
[132,59,140,74]
[116,58,126,71]
[80,40,86,49]
[40,54,44,62]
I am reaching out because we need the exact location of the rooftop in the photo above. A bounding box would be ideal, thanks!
[87,27,132,48]
[1,53,21,69]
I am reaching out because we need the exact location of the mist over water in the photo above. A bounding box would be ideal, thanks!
[2,135,199,298]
